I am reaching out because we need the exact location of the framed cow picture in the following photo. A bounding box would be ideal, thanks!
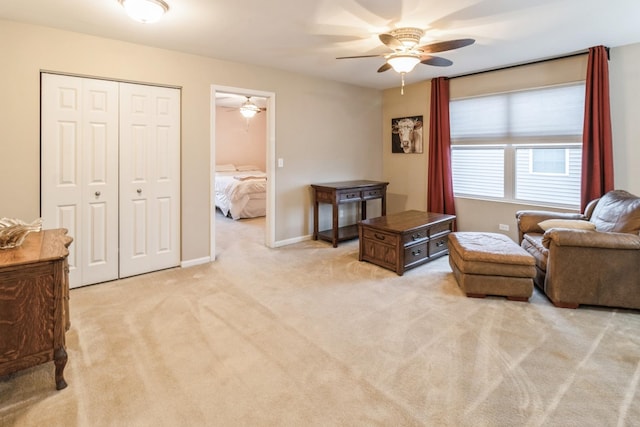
[392,115,423,154]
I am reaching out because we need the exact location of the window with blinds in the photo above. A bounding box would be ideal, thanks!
[450,83,585,208]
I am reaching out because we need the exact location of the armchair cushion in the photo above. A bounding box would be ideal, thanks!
[590,190,640,234]
[538,219,596,231]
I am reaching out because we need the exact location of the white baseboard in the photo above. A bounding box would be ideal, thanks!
[272,234,312,248]
[181,256,212,268]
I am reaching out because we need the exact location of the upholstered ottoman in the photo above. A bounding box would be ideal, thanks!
[448,232,536,301]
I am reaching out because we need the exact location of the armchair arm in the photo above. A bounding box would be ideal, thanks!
[515,210,585,242]
[542,229,640,250]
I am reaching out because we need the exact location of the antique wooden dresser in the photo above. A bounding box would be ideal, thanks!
[0,229,72,390]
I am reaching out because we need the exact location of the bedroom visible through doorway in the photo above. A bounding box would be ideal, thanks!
[210,85,276,260]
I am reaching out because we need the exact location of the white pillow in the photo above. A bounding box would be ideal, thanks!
[235,164,260,172]
[538,219,596,231]
[216,164,236,172]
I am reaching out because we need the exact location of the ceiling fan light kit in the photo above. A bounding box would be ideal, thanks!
[387,54,421,73]
[336,26,475,94]
[239,99,261,118]
[119,0,169,24]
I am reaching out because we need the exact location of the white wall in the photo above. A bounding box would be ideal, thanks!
[215,106,266,171]
[609,42,640,196]
[0,20,383,262]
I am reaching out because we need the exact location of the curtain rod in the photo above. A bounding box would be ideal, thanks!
[447,47,609,80]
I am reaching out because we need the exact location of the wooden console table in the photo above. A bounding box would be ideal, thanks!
[311,180,389,247]
[0,229,73,390]
[359,210,456,275]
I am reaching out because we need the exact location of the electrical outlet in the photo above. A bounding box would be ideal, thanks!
[499,224,510,231]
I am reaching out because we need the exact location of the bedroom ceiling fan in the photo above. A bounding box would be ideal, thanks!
[239,97,265,118]
[220,96,266,118]
[337,27,475,94]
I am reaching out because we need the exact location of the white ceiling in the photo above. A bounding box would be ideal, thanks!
[2,0,640,90]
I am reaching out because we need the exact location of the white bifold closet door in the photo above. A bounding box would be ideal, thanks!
[41,74,180,288]
[118,83,180,278]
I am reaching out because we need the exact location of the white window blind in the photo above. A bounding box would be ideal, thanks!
[451,147,504,198]
[450,83,585,208]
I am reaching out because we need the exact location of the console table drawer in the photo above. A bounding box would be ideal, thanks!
[339,191,361,202]
[362,188,383,199]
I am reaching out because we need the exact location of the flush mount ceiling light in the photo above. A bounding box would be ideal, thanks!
[119,0,169,24]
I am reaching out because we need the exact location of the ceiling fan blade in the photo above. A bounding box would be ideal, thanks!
[336,54,383,59]
[379,33,403,49]
[377,62,392,73]
[418,38,475,54]
[420,55,453,67]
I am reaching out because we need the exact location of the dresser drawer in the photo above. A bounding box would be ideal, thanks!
[429,235,449,257]
[404,242,429,264]
[429,220,454,237]
[403,228,428,245]
[339,191,361,202]
[362,228,399,247]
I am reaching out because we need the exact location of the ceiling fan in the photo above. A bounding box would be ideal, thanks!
[337,27,475,93]
[221,96,266,118]
[238,97,265,118]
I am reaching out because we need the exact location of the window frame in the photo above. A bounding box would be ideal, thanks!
[449,82,585,209]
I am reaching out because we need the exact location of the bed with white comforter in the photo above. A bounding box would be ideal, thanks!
[215,166,267,219]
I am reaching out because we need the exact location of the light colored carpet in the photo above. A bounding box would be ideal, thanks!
[1,213,639,427]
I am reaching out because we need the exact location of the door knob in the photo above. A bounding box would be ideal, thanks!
[137,188,142,194]
[94,191,101,197]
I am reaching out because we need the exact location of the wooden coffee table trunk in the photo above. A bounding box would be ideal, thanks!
[358,210,456,275]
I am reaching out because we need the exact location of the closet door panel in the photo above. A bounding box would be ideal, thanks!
[119,83,180,277]
[81,78,119,286]
[41,74,83,286]
[41,74,119,288]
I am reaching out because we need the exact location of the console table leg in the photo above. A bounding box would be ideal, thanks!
[313,201,319,240]
[332,203,339,247]
[54,347,68,390]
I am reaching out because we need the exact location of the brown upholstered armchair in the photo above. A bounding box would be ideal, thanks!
[516,190,640,309]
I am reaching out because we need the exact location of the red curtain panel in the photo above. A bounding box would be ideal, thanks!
[427,77,456,216]
[581,45,614,211]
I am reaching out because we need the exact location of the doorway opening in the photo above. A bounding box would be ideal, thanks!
[210,85,276,260]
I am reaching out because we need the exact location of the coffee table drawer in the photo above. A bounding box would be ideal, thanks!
[405,242,429,265]
[362,228,399,247]
[403,228,428,245]
[429,220,454,236]
[429,235,449,257]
